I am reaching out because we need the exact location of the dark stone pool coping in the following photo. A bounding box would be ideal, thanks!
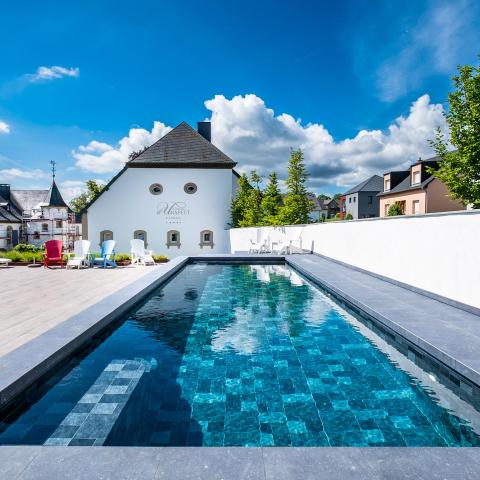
[1,446,480,479]
[2,253,480,479]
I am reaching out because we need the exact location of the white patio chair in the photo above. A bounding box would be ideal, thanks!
[0,258,12,267]
[66,240,91,269]
[248,236,270,253]
[130,239,155,266]
[271,238,290,254]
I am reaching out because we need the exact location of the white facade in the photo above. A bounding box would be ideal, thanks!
[87,168,236,257]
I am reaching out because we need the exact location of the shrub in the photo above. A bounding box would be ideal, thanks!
[345,213,353,220]
[115,253,131,262]
[152,255,168,263]
[387,203,404,216]
[14,243,40,253]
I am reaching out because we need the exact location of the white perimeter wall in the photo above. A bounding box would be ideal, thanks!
[229,210,480,309]
[87,168,234,257]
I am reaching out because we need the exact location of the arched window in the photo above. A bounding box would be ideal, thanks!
[100,230,113,245]
[166,230,181,249]
[134,230,148,247]
[199,230,214,249]
[41,223,49,233]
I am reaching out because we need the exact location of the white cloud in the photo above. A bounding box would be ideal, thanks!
[72,121,172,173]
[0,168,47,181]
[206,93,447,189]
[376,1,478,102]
[0,121,10,134]
[71,93,447,191]
[27,66,80,82]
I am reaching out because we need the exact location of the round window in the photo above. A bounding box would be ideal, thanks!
[149,183,163,195]
[184,182,197,194]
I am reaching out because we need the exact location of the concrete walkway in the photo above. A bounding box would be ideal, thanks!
[1,446,480,479]
[287,254,480,387]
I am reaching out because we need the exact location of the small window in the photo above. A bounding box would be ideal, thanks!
[385,179,390,191]
[199,230,214,249]
[349,198,351,204]
[41,223,49,232]
[184,182,197,194]
[412,171,421,185]
[149,183,163,195]
[100,230,113,245]
[6,226,12,248]
[353,197,356,203]
[368,196,373,204]
[55,220,62,228]
[412,200,420,214]
[134,229,148,247]
[33,231,40,240]
[166,230,181,248]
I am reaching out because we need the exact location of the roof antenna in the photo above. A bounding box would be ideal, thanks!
[50,160,56,180]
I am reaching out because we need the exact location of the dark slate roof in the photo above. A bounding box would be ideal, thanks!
[0,204,22,223]
[377,174,435,197]
[45,180,68,207]
[344,175,383,195]
[10,190,49,211]
[128,122,236,168]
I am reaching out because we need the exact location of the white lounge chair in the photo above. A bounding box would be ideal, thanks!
[0,258,12,267]
[248,236,269,253]
[67,240,91,269]
[271,238,290,254]
[130,239,155,266]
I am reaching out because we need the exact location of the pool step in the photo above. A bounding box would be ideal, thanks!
[44,358,156,446]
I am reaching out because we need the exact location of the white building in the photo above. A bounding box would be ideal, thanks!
[0,181,80,251]
[83,122,239,257]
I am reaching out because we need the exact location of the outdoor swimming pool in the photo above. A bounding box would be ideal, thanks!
[1,262,479,446]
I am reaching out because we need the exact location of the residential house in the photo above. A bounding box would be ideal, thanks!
[378,156,464,217]
[83,121,239,257]
[0,179,80,251]
[308,195,340,222]
[343,175,383,219]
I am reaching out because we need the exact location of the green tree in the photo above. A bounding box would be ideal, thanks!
[278,148,313,224]
[387,202,404,216]
[69,180,105,212]
[230,173,252,227]
[260,172,282,225]
[429,59,480,208]
[240,170,263,227]
[318,193,331,200]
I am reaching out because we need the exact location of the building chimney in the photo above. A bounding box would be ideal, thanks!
[197,121,211,142]
[0,184,11,202]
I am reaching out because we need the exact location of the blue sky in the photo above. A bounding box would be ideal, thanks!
[0,0,479,199]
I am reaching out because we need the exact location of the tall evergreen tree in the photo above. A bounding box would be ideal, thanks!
[230,173,252,227]
[260,172,282,225]
[240,170,263,227]
[278,148,313,224]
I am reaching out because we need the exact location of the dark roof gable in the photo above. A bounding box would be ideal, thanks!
[344,175,383,195]
[128,122,236,168]
[45,180,68,208]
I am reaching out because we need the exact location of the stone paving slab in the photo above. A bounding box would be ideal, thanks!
[1,446,480,479]
[287,254,480,387]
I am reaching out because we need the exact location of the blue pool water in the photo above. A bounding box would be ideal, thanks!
[1,263,479,446]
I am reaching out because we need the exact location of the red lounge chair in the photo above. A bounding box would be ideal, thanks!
[43,240,65,269]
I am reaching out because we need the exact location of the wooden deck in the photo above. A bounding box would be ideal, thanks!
[0,265,159,357]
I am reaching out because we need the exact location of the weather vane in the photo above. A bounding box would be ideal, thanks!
[50,160,56,180]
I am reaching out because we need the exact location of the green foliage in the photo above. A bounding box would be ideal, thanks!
[69,180,105,213]
[345,213,353,220]
[13,243,42,253]
[230,173,252,227]
[115,253,131,262]
[152,254,168,263]
[0,250,43,262]
[333,193,343,201]
[240,171,263,227]
[278,149,314,225]
[260,172,282,225]
[429,60,480,208]
[317,193,331,200]
[387,202,404,216]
